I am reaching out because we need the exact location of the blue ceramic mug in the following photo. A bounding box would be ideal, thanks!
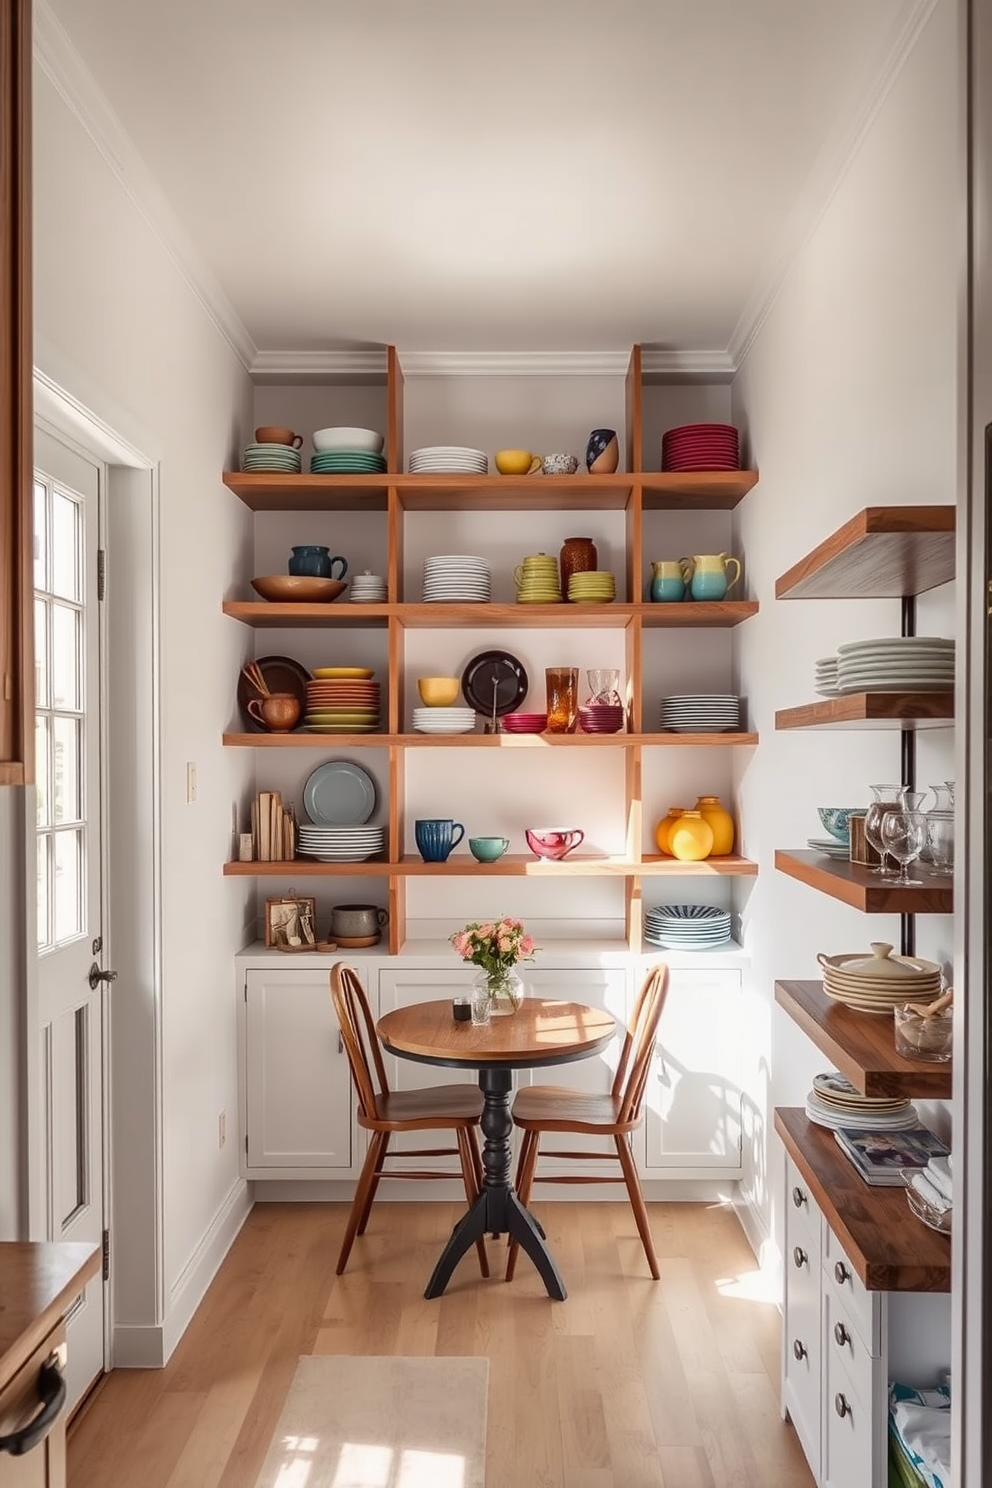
[415,818,466,862]
[585,428,619,474]
[288,545,348,580]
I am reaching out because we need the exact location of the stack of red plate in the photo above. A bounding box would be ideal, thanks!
[578,705,625,734]
[502,712,547,733]
[661,423,740,472]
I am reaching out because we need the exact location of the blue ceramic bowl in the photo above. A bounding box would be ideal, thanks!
[817,806,862,844]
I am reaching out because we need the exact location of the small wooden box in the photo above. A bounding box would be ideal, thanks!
[848,813,895,869]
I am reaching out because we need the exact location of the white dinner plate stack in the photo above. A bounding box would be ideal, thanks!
[659,695,740,733]
[422,554,492,602]
[807,836,849,859]
[409,446,489,474]
[815,656,840,696]
[804,1071,918,1132]
[644,904,733,950]
[411,707,477,735]
[296,824,386,862]
[349,572,387,603]
[835,636,954,694]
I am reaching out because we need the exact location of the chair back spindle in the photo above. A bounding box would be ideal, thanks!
[612,964,668,1125]
[331,962,390,1121]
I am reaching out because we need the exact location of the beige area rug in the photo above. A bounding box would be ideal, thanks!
[253,1355,489,1488]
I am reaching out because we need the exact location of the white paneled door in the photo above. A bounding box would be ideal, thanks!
[34,428,108,1409]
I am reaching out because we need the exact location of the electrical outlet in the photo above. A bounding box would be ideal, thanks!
[186,762,197,803]
[218,1111,226,1148]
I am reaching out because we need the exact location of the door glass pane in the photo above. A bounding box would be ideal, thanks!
[52,604,80,711]
[53,829,83,941]
[34,480,48,591]
[35,715,51,828]
[52,490,81,602]
[37,833,50,948]
[53,716,80,825]
[35,599,49,707]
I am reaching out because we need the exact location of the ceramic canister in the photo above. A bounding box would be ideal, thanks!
[668,810,714,862]
[694,795,735,855]
[654,807,687,856]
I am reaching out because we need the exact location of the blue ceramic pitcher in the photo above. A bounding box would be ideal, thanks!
[288,545,348,580]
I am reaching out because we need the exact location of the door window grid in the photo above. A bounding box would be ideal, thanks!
[34,475,87,950]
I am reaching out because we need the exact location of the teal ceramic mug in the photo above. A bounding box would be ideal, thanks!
[469,836,510,863]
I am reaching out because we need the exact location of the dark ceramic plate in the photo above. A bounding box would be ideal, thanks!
[237,654,312,732]
[460,649,528,719]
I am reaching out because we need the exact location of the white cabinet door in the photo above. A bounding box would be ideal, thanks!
[642,969,742,1173]
[242,967,356,1176]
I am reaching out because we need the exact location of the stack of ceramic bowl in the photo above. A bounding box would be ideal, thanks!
[502,711,547,734]
[815,656,840,696]
[817,941,943,1014]
[661,423,740,471]
[835,636,955,693]
[411,706,476,735]
[304,670,381,733]
[409,446,488,474]
[644,904,732,950]
[659,695,741,732]
[515,554,562,604]
[804,1071,918,1132]
[241,441,301,474]
[567,571,616,603]
[577,703,624,734]
[422,554,491,602]
[349,572,387,603]
[297,823,386,862]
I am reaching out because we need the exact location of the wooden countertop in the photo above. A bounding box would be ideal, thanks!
[0,1241,100,1382]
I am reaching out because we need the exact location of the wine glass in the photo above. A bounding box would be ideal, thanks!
[863,784,905,876]
[880,810,928,886]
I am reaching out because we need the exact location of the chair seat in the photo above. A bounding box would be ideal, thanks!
[512,1085,635,1134]
[363,1083,484,1130]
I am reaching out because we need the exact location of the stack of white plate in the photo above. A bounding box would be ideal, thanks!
[409,447,489,474]
[835,637,955,694]
[805,1071,918,1132]
[644,904,733,949]
[241,442,301,474]
[411,707,477,735]
[659,695,741,732]
[297,825,386,862]
[422,554,491,603]
[350,572,387,603]
[815,656,840,696]
[818,944,943,1014]
[806,836,849,859]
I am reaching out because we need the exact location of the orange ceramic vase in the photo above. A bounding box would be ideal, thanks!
[669,810,714,862]
[654,807,687,857]
[694,794,735,855]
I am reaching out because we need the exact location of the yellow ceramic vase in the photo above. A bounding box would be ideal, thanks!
[694,795,735,855]
[654,807,687,856]
[669,810,714,862]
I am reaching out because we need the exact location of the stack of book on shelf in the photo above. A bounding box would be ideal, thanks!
[834,1124,950,1187]
[251,791,297,862]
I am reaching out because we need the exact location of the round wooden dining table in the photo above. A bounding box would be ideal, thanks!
[376,996,617,1301]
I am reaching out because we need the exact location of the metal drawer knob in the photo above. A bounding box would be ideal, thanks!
[835,1392,851,1419]
[793,1245,808,1268]
[834,1260,851,1285]
[834,1321,850,1347]
[792,1185,807,1208]
[793,1339,807,1361]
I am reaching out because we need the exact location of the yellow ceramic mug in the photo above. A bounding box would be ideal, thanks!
[495,449,542,476]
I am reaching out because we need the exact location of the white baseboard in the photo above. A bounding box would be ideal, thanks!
[732,1184,783,1307]
[111,1179,252,1368]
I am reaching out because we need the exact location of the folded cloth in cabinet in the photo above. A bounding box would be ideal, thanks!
[927,1154,953,1202]
[889,1427,929,1488]
[911,1171,952,1215]
[889,1382,951,1488]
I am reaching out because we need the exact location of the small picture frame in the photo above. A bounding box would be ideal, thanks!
[265,895,317,949]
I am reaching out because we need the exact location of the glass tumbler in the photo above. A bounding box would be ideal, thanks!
[586,668,622,705]
[545,667,579,733]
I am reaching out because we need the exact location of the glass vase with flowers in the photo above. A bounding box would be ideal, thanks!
[449,918,538,1016]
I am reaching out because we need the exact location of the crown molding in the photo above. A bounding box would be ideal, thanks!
[249,347,735,380]
[639,347,736,383]
[249,349,388,383]
[728,0,940,370]
[34,0,257,373]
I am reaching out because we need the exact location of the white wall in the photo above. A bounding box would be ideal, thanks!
[29,66,255,1355]
[731,0,958,1264]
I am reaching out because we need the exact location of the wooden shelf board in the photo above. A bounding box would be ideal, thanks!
[774,980,952,1098]
[775,850,953,914]
[775,506,955,599]
[224,859,393,876]
[639,600,758,628]
[640,471,758,509]
[396,473,634,510]
[394,602,637,629]
[223,732,391,747]
[776,693,954,730]
[222,598,760,631]
[223,601,391,628]
[222,731,759,749]
[640,854,758,876]
[223,473,389,511]
[225,854,758,878]
[775,1109,950,1292]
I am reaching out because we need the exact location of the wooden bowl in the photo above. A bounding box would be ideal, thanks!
[251,575,347,603]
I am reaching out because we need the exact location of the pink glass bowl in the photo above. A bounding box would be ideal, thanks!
[525,827,585,860]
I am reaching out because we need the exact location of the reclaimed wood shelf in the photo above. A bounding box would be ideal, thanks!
[775,505,955,600]
[775,850,953,914]
[775,693,954,730]
[774,980,952,1098]
[775,1108,950,1292]
[223,599,758,630]
[222,731,760,749]
[224,853,759,878]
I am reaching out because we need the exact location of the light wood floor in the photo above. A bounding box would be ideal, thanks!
[68,1201,813,1488]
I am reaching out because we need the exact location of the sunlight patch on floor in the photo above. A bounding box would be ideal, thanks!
[309,1441,469,1488]
[713,1264,781,1305]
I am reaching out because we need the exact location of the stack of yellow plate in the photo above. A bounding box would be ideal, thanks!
[567,570,616,603]
[515,553,562,604]
[817,941,942,1014]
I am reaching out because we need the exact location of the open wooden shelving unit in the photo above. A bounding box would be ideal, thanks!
[221,345,761,952]
[775,850,953,914]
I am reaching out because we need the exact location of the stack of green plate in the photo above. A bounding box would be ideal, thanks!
[568,570,617,603]
[310,451,387,474]
[242,443,301,473]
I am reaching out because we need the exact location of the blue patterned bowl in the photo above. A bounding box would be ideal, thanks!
[817,806,862,844]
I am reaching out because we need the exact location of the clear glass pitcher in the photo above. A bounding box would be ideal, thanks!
[925,781,955,870]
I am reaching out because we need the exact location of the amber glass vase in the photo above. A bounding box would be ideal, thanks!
[559,536,598,600]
